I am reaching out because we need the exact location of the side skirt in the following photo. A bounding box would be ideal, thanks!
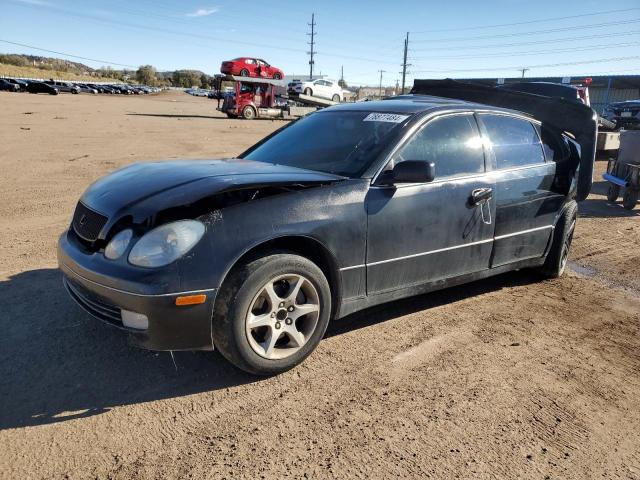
[336,256,545,319]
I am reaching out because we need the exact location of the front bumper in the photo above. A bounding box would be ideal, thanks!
[58,231,217,351]
[613,114,640,127]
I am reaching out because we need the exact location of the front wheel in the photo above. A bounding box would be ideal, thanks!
[239,69,249,77]
[332,94,340,102]
[241,106,256,120]
[622,188,639,210]
[273,73,282,80]
[537,201,577,278]
[212,253,331,375]
[304,88,312,96]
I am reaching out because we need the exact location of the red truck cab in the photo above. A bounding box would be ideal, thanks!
[219,78,281,120]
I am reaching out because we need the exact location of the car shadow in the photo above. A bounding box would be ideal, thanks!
[0,267,542,431]
[126,113,227,120]
[326,269,540,338]
[0,268,258,431]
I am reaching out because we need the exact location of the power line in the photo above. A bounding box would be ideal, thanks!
[7,5,403,68]
[0,39,137,68]
[410,41,640,61]
[411,6,640,34]
[411,55,640,74]
[410,31,640,52]
[410,18,640,43]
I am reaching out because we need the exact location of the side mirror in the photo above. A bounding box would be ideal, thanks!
[391,160,436,184]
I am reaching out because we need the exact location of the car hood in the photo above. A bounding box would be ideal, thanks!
[80,159,344,230]
[609,101,640,109]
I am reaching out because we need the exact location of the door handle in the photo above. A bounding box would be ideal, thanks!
[470,187,493,206]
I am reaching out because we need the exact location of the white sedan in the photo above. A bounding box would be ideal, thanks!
[288,79,344,102]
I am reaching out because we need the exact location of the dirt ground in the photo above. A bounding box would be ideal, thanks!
[1,90,639,480]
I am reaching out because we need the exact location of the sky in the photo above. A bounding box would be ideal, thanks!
[1,0,639,86]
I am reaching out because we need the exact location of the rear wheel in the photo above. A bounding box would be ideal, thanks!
[332,94,340,102]
[239,69,249,77]
[607,184,621,202]
[212,253,331,375]
[537,201,577,278]
[622,188,639,210]
[304,88,312,96]
[241,106,256,120]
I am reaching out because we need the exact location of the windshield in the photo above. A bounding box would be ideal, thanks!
[243,111,409,177]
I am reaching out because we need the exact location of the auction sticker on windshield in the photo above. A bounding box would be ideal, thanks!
[363,113,410,123]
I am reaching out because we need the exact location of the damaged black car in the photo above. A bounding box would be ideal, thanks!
[58,79,597,375]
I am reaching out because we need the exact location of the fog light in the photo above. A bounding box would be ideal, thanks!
[121,309,149,330]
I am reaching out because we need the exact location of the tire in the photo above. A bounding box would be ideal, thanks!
[607,184,621,202]
[537,201,578,278]
[332,94,340,102]
[622,188,639,210]
[304,88,312,96]
[239,69,249,77]
[212,252,332,375]
[241,106,256,120]
[273,73,282,80]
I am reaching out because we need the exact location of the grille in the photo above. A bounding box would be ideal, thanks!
[64,278,124,328]
[72,202,108,242]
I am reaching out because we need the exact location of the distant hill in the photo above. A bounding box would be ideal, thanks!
[0,53,96,74]
[0,53,215,87]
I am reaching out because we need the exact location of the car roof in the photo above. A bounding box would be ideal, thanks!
[323,94,526,116]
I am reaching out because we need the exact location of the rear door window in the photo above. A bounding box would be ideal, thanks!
[480,114,545,169]
[394,114,485,180]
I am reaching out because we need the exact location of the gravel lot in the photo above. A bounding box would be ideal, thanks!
[1,90,639,479]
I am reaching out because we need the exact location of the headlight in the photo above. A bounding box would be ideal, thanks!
[128,220,205,268]
[104,229,133,260]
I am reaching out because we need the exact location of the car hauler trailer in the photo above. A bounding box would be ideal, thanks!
[217,75,317,120]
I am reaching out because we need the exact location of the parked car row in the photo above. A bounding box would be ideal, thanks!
[602,100,640,129]
[0,77,161,96]
[185,88,213,97]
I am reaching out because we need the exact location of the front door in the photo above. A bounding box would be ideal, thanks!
[366,113,496,295]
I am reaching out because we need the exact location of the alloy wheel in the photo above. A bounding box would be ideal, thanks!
[245,274,320,360]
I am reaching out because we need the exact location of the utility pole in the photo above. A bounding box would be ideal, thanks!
[401,32,410,94]
[307,13,316,80]
[378,70,386,98]
[520,67,529,78]
[340,65,344,87]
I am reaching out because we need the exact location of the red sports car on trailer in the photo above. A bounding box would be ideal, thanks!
[220,57,284,79]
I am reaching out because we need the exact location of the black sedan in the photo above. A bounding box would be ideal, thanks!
[0,78,20,92]
[26,81,59,95]
[602,100,640,129]
[58,80,597,375]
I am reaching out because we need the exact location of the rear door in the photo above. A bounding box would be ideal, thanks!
[365,112,496,294]
[477,113,560,267]
[314,80,329,99]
